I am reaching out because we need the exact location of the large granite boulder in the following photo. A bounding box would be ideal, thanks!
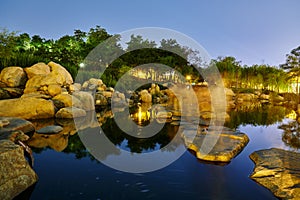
[0,66,27,88]
[250,148,300,200]
[23,61,73,95]
[72,91,95,111]
[52,93,82,109]
[47,61,73,85]
[183,126,249,162]
[0,140,38,200]
[24,62,50,79]
[55,107,86,118]
[140,90,152,103]
[0,97,55,119]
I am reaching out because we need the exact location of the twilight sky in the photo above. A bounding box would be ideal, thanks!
[1,0,300,66]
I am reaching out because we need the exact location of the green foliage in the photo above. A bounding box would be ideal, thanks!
[0,26,298,94]
[215,56,290,92]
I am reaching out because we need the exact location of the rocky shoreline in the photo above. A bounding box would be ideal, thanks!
[0,62,300,199]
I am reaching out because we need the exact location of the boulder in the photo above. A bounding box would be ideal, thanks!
[0,67,27,87]
[24,62,50,79]
[47,84,62,97]
[259,94,270,100]
[21,93,52,99]
[52,93,82,109]
[0,97,55,119]
[140,90,152,103]
[69,83,81,92]
[95,93,108,106]
[55,107,86,118]
[199,101,212,112]
[183,127,249,162]
[272,95,284,102]
[250,148,300,200]
[101,91,112,98]
[47,61,73,85]
[72,91,95,111]
[24,62,73,94]
[0,140,38,200]
[236,93,256,102]
[225,88,235,97]
[156,111,172,119]
[24,74,64,94]
[36,125,63,135]
[89,78,103,86]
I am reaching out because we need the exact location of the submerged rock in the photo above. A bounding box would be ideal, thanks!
[36,125,63,134]
[250,148,300,200]
[183,126,249,162]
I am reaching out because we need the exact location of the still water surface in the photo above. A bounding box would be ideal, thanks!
[26,104,299,200]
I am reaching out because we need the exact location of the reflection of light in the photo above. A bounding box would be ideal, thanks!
[138,107,142,123]
[131,106,151,126]
[137,71,145,78]
[286,110,297,120]
[79,63,85,68]
[186,75,191,80]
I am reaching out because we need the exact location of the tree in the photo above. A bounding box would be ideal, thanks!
[280,46,300,94]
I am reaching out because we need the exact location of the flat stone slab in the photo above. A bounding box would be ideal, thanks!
[36,125,63,134]
[0,117,35,136]
[182,126,249,162]
[250,148,300,200]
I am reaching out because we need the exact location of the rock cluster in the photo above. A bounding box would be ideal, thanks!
[0,62,120,120]
[250,148,300,200]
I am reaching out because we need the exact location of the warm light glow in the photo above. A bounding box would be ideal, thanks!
[131,106,151,126]
[79,63,85,68]
[286,110,297,120]
[186,75,191,80]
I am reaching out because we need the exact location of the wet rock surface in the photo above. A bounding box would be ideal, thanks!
[0,117,38,200]
[0,140,38,200]
[250,148,300,200]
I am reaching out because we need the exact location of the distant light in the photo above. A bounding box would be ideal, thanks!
[186,75,191,80]
[79,63,85,68]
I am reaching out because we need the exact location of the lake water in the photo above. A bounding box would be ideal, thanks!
[19,104,300,200]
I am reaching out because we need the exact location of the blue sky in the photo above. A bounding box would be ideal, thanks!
[1,0,300,66]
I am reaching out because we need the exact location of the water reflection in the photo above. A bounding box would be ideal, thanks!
[130,103,151,126]
[279,121,300,150]
[225,103,292,129]
[28,102,299,158]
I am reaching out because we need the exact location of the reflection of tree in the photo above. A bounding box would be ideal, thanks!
[225,104,291,129]
[101,118,179,153]
[278,121,300,149]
